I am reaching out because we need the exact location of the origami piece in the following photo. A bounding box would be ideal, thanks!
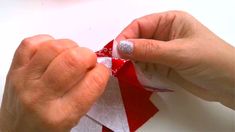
[71,40,172,132]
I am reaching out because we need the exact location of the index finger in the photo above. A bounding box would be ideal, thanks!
[115,11,181,42]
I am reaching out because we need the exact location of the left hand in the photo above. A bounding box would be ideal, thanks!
[0,35,110,132]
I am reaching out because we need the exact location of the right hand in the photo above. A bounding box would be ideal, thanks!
[115,11,235,109]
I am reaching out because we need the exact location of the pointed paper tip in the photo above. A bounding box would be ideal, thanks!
[112,40,121,58]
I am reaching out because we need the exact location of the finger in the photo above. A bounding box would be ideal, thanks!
[26,39,78,79]
[41,47,97,95]
[168,70,216,102]
[62,63,110,116]
[12,34,54,69]
[115,11,181,42]
[117,39,189,69]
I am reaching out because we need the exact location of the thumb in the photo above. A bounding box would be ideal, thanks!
[116,39,186,68]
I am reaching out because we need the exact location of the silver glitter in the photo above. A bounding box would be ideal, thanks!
[118,40,133,55]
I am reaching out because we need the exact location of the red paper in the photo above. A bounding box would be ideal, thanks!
[102,126,112,132]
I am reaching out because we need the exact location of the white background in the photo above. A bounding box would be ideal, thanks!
[0,0,235,131]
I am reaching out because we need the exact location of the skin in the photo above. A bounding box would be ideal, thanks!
[116,11,235,110]
[0,35,110,132]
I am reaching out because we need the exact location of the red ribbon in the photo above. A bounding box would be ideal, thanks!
[96,41,158,132]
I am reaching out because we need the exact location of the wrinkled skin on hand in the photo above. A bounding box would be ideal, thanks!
[0,35,110,132]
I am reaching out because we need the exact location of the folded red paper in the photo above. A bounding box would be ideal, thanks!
[96,40,159,132]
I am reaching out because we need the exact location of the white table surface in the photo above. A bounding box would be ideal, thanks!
[0,0,235,132]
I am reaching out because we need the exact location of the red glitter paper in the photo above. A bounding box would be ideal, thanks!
[96,40,158,132]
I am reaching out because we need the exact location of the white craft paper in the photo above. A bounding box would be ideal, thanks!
[87,76,130,132]
[71,116,102,132]
[134,63,173,90]
[112,40,121,58]
[97,57,112,69]
[72,56,129,132]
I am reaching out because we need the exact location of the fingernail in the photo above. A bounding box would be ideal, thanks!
[118,40,133,55]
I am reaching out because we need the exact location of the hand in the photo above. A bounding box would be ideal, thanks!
[116,11,235,109]
[0,35,110,132]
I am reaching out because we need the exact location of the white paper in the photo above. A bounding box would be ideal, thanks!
[71,116,102,132]
[87,76,130,132]
[97,57,112,69]
[134,62,173,90]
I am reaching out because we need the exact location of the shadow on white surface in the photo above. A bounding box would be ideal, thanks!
[138,89,235,132]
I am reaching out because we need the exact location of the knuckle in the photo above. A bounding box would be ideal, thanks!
[41,40,62,54]
[19,92,38,111]
[21,38,31,45]
[142,40,160,59]
[39,39,78,57]
[63,50,82,69]
[41,107,75,131]
[70,48,96,69]
[131,18,141,26]
[81,48,97,64]
[20,38,35,51]
[172,10,193,21]
[42,118,67,131]
[17,82,44,111]
[19,34,53,52]
[63,48,96,70]
[58,39,78,46]
[163,10,192,23]
[35,34,53,39]
[10,76,24,94]
[169,10,189,16]
[43,115,67,129]
[178,11,191,17]
[20,95,33,108]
